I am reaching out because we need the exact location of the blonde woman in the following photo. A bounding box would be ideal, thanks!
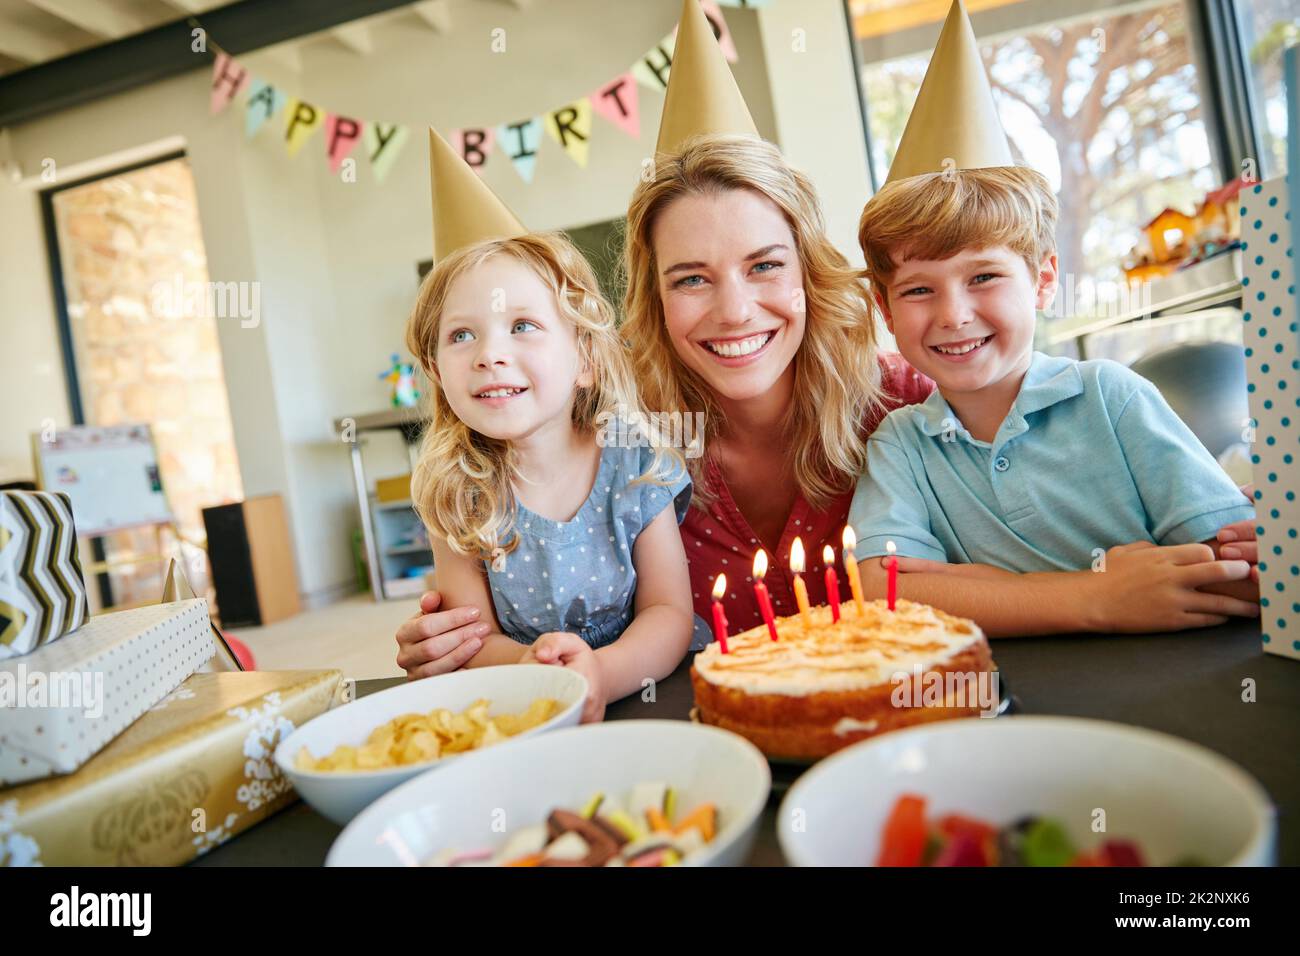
[401,231,693,721]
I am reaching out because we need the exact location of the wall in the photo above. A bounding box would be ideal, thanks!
[0,0,866,604]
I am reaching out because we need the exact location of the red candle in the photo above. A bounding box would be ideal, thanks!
[885,540,898,611]
[822,545,841,623]
[752,550,779,641]
[711,573,729,654]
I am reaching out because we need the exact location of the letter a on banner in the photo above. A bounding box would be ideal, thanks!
[325,114,364,172]
[284,99,323,156]
[545,99,592,168]
[450,128,495,176]
[246,80,287,138]
[365,123,409,182]
[210,53,249,114]
[590,73,640,139]
[496,118,542,183]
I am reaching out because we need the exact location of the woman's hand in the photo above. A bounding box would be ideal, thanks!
[522,632,606,723]
[395,591,490,680]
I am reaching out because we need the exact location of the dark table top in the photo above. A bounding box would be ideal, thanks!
[194,619,1299,866]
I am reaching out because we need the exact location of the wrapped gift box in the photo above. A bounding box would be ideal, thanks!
[1241,175,1300,660]
[0,599,214,785]
[0,490,89,659]
[0,669,343,866]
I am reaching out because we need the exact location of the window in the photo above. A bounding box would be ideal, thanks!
[1233,0,1300,178]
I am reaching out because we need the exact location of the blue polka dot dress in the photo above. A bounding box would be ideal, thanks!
[485,443,692,649]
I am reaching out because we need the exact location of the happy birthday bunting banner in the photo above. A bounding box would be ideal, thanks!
[244,80,287,138]
[496,117,543,183]
[283,99,324,157]
[633,31,676,90]
[545,99,593,168]
[324,114,364,172]
[589,73,640,139]
[210,53,249,114]
[365,122,409,182]
[450,128,496,176]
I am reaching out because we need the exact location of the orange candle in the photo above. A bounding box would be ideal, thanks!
[823,545,841,623]
[842,526,866,617]
[790,537,812,627]
[752,550,779,641]
[711,573,729,653]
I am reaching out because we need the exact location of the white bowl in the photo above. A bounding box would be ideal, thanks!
[779,716,1276,867]
[274,665,587,825]
[325,720,771,866]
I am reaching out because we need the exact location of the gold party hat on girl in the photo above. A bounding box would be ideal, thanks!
[885,0,1014,184]
[429,127,526,262]
[655,0,758,156]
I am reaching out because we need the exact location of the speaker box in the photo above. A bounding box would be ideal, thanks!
[202,494,300,628]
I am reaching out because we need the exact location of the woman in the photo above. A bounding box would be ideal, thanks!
[396,132,933,675]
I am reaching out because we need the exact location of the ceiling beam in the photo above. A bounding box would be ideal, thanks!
[410,0,450,34]
[0,19,80,64]
[0,0,424,127]
[331,22,372,54]
[25,0,151,41]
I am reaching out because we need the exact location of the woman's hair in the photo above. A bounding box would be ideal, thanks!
[406,231,681,561]
[621,133,887,510]
[858,165,1059,302]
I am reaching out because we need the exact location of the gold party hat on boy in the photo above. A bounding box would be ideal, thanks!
[885,0,1014,184]
[428,127,526,262]
[655,0,758,156]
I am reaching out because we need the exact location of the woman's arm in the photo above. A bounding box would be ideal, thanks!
[429,537,527,668]
[593,506,695,702]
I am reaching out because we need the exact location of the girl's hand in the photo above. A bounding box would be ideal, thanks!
[1215,519,1259,582]
[523,632,605,723]
[881,555,1015,581]
[1081,542,1258,632]
[395,591,489,680]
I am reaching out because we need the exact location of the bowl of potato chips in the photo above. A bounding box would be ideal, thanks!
[274,664,587,824]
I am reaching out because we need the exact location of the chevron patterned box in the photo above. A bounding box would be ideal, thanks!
[0,491,89,660]
[0,599,214,786]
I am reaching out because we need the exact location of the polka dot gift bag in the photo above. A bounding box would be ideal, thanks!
[1241,171,1300,660]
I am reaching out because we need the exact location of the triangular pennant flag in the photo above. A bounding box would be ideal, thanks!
[324,114,365,173]
[283,98,323,157]
[210,53,249,114]
[545,99,593,168]
[245,80,287,138]
[496,117,543,183]
[449,127,496,176]
[700,1,738,63]
[589,73,640,139]
[633,31,677,91]
[365,122,409,182]
[885,0,1013,184]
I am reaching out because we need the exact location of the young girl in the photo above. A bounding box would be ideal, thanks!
[405,232,695,722]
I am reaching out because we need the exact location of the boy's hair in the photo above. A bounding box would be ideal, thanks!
[857,166,1058,303]
[622,133,889,511]
[406,231,682,562]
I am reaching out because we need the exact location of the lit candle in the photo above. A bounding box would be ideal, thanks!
[885,540,898,612]
[790,537,812,627]
[711,573,729,654]
[842,526,866,617]
[752,550,779,642]
[823,545,841,623]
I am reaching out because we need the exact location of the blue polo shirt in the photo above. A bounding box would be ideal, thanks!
[849,352,1255,572]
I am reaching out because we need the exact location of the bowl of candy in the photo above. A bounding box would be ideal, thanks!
[325,720,771,866]
[778,716,1275,866]
[275,665,587,825]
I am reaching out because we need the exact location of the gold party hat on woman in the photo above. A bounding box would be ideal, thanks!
[885,0,1014,184]
[429,127,526,261]
[655,0,758,156]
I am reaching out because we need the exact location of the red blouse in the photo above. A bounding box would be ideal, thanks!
[683,352,934,641]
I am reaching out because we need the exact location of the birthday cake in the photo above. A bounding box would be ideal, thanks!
[689,599,996,761]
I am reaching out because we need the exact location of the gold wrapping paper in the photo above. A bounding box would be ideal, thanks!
[0,669,343,866]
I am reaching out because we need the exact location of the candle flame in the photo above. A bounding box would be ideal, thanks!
[753,549,768,579]
[712,573,727,600]
[842,525,856,552]
[822,544,835,565]
[790,537,805,574]
[885,540,897,556]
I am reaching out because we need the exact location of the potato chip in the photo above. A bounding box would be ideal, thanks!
[297,696,561,772]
